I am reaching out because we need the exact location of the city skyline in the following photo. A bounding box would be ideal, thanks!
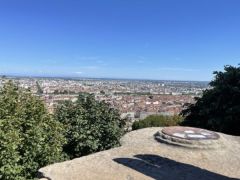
[0,0,240,80]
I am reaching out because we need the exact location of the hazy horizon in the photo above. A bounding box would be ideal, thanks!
[0,73,212,82]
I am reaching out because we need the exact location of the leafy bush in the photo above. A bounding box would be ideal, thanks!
[54,93,124,159]
[132,115,183,130]
[0,82,66,180]
[181,65,240,135]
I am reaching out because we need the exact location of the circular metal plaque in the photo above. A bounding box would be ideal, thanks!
[155,126,221,149]
[162,126,220,140]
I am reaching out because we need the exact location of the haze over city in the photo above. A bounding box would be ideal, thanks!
[0,0,240,80]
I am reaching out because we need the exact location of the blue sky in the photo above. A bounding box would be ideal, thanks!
[0,0,239,81]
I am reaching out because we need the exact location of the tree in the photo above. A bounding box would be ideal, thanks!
[181,65,240,135]
[100,90,105,95]
[54,93,124,159]
[36,81,43,94]
[0,81,66,180]
[132,115,183,130]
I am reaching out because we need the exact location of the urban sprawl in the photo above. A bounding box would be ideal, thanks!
[0,77,209,122]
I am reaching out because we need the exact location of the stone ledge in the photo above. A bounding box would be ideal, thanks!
[38,127,240,180]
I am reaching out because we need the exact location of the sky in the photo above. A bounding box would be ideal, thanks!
[0,0,240,81]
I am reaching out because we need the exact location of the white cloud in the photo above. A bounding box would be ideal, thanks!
[74,71,83,74]
[157,67,200,72]
[137,60,144,63]
[96,60,104,63]
[138,56,145,60]
[77,56,100,60]
[82,66,99,70]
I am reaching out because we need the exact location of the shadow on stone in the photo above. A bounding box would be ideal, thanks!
[114,154,239,180]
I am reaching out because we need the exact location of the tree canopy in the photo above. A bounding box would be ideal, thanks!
[0,82,125,179]
[132,115,183,130]
[54,93,124,159]
[0,81,66,180]
[181,65,240,135]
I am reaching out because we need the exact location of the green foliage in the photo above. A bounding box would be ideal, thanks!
[132,115,183,130]
[36,81,43,94]
[100,90,105,95]
[53,90,76,95]
[0,81,66,180]
[54,93,124,159]
[181,65,240,135]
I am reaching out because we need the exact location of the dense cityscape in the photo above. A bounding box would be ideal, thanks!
[0,76,209,121]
